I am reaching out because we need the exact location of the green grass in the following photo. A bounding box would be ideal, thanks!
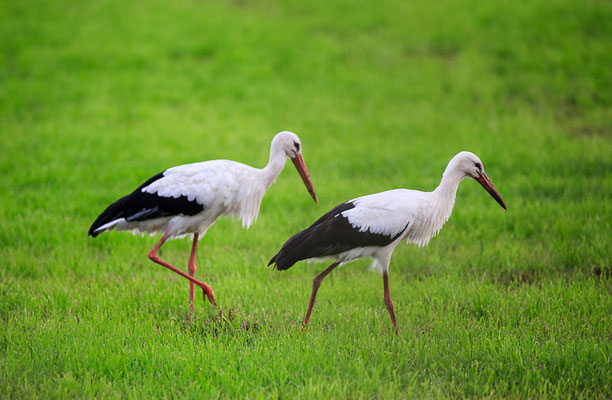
[1,0,611,398]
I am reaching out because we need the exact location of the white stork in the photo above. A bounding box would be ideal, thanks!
[269,151,507,333]
[89,131,317,311]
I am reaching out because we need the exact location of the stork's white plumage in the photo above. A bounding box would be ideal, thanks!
[269,151,507,332]
[89,131,317,310]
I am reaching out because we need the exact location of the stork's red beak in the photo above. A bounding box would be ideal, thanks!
[292,154,318,204]
[476,172,507,210]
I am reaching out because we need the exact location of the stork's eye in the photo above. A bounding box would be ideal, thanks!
[474,162,482,170]
[293,141,300,151]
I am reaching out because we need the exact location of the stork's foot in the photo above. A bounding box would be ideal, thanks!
[200,284,217,307]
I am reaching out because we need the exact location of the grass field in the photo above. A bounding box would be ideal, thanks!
[1,0,611,398]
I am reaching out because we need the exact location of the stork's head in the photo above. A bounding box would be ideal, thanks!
[271,131,318,204]
[271,131,303,158]
[446,151,507,210]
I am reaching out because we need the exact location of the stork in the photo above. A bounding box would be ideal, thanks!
[269,151,507,333]
[89,131,317,311]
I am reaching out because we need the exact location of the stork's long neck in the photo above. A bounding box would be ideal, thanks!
[432,167,465,221]
[261,146,287,189]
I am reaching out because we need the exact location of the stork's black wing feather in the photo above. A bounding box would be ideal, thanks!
[269,201,404,270]
[88,171,204,237]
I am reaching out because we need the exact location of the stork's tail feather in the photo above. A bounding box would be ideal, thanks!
[88,196,129,237]
[268,251,294,271]
[267,255,279,268]
[268,229,312,271]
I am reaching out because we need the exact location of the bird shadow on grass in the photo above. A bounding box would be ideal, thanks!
[488,268,541,287]
[180,307,262,338]
[175,305,311,341]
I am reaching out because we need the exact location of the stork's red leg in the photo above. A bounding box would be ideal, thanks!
[188,233,199,312]
[302,261,340,330]
[383,271,398,335]
[148,232,217,307]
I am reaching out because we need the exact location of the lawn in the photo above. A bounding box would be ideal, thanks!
[1,0,610,398]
